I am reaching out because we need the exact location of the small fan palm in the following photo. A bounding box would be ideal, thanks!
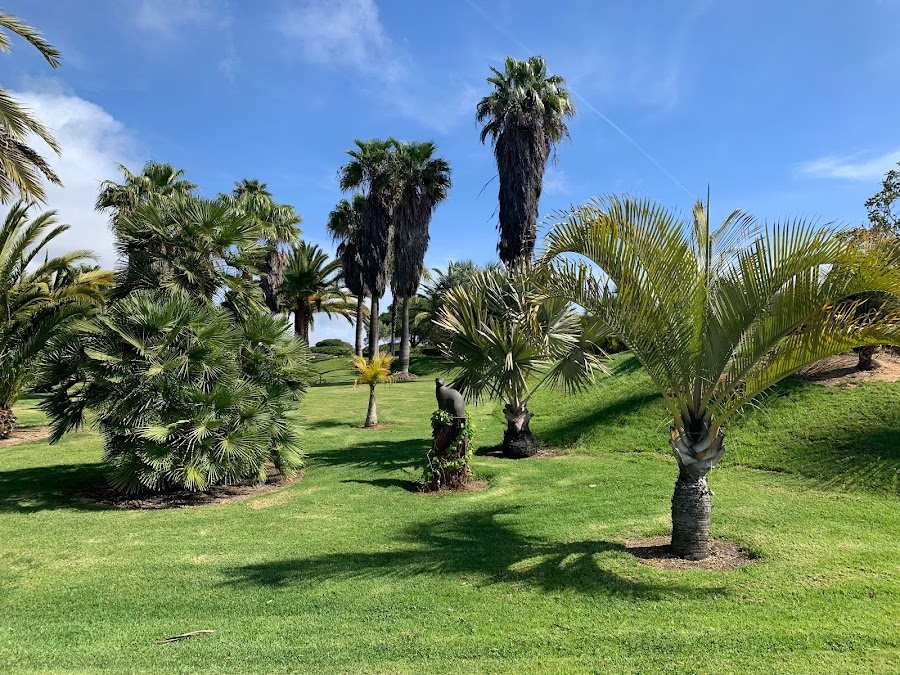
[352,354,395,428]
[542,194,900,559]
[436,265,608,457]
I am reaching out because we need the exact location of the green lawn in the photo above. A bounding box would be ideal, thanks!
[1,354,899,673]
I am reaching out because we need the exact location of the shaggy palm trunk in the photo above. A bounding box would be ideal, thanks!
[669,428,726,560]
[354,298,365,357]
[502,403,536,458]
[260,247,287,313]
[0,406,16,440]
[399,296,411,374]
[857,345,877,370]
[369,295,380,357]
[389,301,397,355]
[364,385,377,427]
[293,306,309,344]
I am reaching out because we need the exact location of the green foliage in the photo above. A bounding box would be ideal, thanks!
[352,353,394,388]
[313,338,353,356]
[865,161,900,233]
[38,292,311,493]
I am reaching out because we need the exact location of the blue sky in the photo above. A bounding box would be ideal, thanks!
[5,0,900,342]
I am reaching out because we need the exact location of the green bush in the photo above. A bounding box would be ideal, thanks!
[39,292,312,493]
[311,338,353,357]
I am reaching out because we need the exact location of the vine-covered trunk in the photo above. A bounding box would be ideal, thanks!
[369,295,380,357]
[399,297,411,374]
[0,406,16,440]
[502,403,536,458]
[364,385,377,427]
[389,301,397,356]
[857,345,877,370]
[354,298,365,357]
[424,417,471,491]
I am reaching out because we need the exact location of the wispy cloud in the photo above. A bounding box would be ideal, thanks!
[136,0,231,34]
[794,149,900,180]
[543,166,573,197]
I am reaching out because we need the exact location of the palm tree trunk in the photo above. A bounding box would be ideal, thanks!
[364,384,377,427]
[369,295,380,357]
[399,296,411,374]
[502,403,536,458]
[857,345,877,370]
[389,300,398,356]
[354,297,365,357]
[293,305,308,344]
[671,476,713,560]
[0,406,16,440]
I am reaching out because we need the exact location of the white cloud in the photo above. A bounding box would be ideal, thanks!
[8,86,138,269]
[136,0,231,34]
[543,166,573,197]
[794,149,900,181]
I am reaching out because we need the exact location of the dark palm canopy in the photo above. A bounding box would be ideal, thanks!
[327,195,368,355]
[0,12,62,203]
[477,55,575,266]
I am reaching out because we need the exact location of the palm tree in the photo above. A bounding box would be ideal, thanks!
[436,265,608,457]
[0,13,62,203]
[477,56,575,266]
[96,161,197,230]
[542,195,900,560]
[279,241,357,345]
[415,260,500,346]
[326,195,369,356]
[339,139,397,357]
[0,201,112,437]
[220,179,302,312]
[392,140,452,376]
[352,354,394,428]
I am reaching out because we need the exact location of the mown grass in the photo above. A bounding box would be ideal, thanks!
[1,354,899,673]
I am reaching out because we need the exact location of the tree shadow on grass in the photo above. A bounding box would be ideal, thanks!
[341,478,419,491]
[0,462,109,513]
[309,437,427,473]
[539,390,665,449]
[222,508,725,599]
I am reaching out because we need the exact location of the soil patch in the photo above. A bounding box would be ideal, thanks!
[416,478,491,495]
[476,445,560,459]
[76,465,303,510]
[393,372,418,382]
[0,426,51,448]
[624,536,754,571]
[796,349,900,387]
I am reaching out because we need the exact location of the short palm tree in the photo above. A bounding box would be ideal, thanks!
[326,195,369,356]
[392,140,451,376]
[339,139,398,356]
[0,12,62,203]
[352,354,394,428]
[542,195,900,559]
[476,55,575,266]
[279,241,357,344]
[436,265,608,457]
[0,201,112,437]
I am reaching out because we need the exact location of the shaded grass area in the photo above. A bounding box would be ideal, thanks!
[0,355,899,672]
[309,352,446,386]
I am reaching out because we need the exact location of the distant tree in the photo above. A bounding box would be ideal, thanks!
[326,195,369,356]
[279,241,357,344]
[415,260,500,345]
[0,12,62,203]
[352,354,394,428]
[392,140,451,376]
[865,162,900,234]
[476,56,575,265]
[96,161,197,232]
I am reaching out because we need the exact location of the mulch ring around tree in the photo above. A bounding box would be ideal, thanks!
[624,536,755,571]
[76,465,303,510]
[0,426,52,448]
[475,445,561,459]
[796,350,900,387]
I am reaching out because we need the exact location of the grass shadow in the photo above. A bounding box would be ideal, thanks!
[0,462,111,513]
[341,478,419,492]
[540,390,665,448]
[309,437,427,473]
[223,508,726,599]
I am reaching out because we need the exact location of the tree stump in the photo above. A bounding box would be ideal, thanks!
[423,415,471,491]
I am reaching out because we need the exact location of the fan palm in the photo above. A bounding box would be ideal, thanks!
[220,179,302,312]
[339,138,398,356]
[542,195,900,559]
[392,140,452,376]
[279,241,357,345]
[327,195,369,356]
[0,201,112,437]
[0,12,62,203]
[352,354,394,428]
[415,260,500,345]
[476,55,575,266]
[436,265,608,457]
[96,161,197,230]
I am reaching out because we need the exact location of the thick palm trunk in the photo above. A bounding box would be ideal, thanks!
[364,385,377,427]
[857,345,877,371]
[389,300,397,355]
[502,403,536,458]
[354,298,365,357]
[369,295,380,357]
[0,406,16,440]
[669,427,726,560]
[293,306,309,344]
[399,296,411,374]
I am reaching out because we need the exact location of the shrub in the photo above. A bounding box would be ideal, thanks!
[39,292,311,493]
[311,339,353,357]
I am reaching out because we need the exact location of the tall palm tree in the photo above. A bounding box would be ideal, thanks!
[477,56,575,266]
[392,140,452,377]
[279,241,357,345]
[0,13,62,203]
[339,139,397,356]
[436,265,608,457]
[96,161,197,231]
[220,179,302,312]
[542,195,900,560]
[0,201,112,437]
[352,354,394,428]
[326,195,369,356]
